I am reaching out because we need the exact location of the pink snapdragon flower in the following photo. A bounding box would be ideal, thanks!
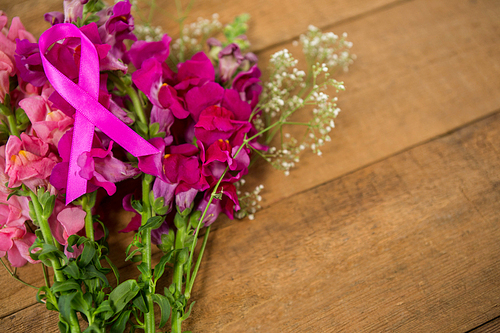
[51,131,140,196]
[196,183,240,226]
[0,11,36,62]
[0,191,38,267]
[0,51,14,103]
[5,133,60,191]
[19,87,74,147]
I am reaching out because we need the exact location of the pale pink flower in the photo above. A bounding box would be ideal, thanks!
[0,11,36,62]
[0,50,14,103]
[0,191,37,267]
[5,133,60,191]
[19,88,74,147]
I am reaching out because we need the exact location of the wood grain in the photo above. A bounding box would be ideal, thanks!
[0,0,499,331]
[3,96,500,333]
[178,112,500,332]
[470,316,500,333]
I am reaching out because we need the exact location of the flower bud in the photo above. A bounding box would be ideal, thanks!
[177,247,189,265]
[189,211,202,229]
[174,212,188,230]
[158,230,175,252]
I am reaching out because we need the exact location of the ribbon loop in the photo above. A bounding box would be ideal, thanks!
[39,24,159,204]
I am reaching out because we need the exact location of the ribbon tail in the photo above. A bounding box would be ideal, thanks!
[66,112,94,204]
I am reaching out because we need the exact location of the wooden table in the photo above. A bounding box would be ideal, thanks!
[2,0,500,331]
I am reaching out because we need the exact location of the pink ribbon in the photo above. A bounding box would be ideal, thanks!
[39,24,159,204]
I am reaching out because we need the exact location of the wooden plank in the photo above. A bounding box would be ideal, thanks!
[242,0,500,209]
[470,317,500,333]
[1,0,401,49]
[3,101,500,332]
[1,0,500,320]
[2,0,500,328]
[179,112,500,332]
[144,0,403,52]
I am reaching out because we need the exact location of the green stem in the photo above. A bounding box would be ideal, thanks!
[108,73,148,127]
[171,310,182,333]
[42,264,50,288]
[81,194,94,242]
[141,174,155,333]
[171,225,186,333]
[28,191,65,282]
[184,226,210,299]
[7,114,19,137]
[29,191,81,332]
[0,258,38,289]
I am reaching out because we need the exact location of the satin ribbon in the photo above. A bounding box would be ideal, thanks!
[39,24,159,204]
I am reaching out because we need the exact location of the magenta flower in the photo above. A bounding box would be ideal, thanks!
[51,131,139,196]
[124,34,172,69]
[196,183,240,226]
[5,133,60,191]
[77,141,140,196]
[185,83,252,122]
[175,52,215,93]
[218,43,244,83]
[132,58,189,119]
[200,138,250,182]
[194,105,252,147]
[96,0,136,59]
[14,39,47,87]
[119,193,142,233]
[44,12,64,26]
[232,65,262,110]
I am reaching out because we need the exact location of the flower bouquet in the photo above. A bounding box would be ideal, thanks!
[0,0,354,332]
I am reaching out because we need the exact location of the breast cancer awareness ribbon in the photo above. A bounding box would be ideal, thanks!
[39,23,159,204]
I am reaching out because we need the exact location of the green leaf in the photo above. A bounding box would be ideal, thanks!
[94,300,113,320]
[58,293,77,326]
[138,216,164,233]
[125,247,143,262]
[108,279,140,313]
[135,120,148,138]
[136,262,149,278]
[71,291,91,318]
[110,310,132,333]
[132,293,149,313]
[83,323,103,333]
[51,280,81,294]
[28,200,37,223]
[154,250,174,283]
[164,286,175,305]
[42,195,56,220]
[62,261,81,280]
[58,320,70,333]
[82,265,109,286]
[152,294,171,328]
[181,301,196,321]
[37,286,58,311]
[78,242,96,268]
[104,255,120,284]
[66,235,81,251]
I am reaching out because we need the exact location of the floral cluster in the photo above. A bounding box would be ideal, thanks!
[0,1,353,332]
